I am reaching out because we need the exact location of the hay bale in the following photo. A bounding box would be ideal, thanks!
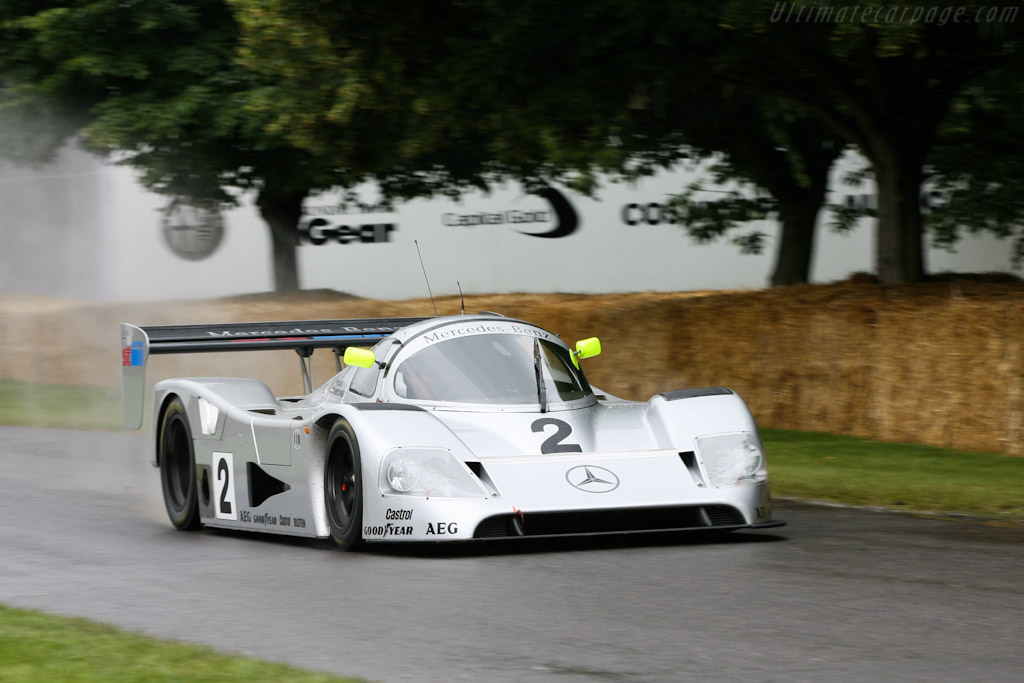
[2,279,1022,454]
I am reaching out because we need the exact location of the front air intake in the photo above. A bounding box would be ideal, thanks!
[474,516,521,538]
[472,505,746,538]
[703,505,745,527]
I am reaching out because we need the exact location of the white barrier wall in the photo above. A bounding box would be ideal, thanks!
[0,146,1014,302]
[0,149,115,300]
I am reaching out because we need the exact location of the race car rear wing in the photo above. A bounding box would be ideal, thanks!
[119,317,427,429]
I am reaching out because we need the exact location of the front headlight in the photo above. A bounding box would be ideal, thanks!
[695,432,768,487]
[379,448,488,499]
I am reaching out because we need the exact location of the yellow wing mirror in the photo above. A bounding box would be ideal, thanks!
[572,337,602,367]
[343,346,376,369]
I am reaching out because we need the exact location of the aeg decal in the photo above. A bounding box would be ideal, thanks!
[425,522,458,535]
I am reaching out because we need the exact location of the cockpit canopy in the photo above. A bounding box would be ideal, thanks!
[393,332,591,405]
[328,317,598,410]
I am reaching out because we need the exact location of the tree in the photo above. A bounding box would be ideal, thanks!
[228,0,637,198]
[0,0,361,290]
[231,0,853,286]
[647,91,846,286]
[926,67,1024,266]
[12,1,1013,291]
[710,0,1024,284]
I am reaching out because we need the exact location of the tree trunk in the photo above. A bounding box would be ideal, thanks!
[255,186,307,291]
[873,154,925,285]
[717,103,842,288]
[771,198,820,285]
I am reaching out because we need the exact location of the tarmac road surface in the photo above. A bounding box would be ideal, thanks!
[1,426,1022,682]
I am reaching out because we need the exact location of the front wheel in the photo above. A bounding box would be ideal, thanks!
[158,397,201,530]
[324,419,364,550]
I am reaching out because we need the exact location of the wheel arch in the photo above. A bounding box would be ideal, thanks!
[154,391,185,467]
[646,389,760,451]
[314,412,341,433]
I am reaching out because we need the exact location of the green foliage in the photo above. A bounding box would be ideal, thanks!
[3,0,1022,288]
[229,0,656,197]
[2,1,242,196]
[229,0,848,284]
[707,0,1024,283]
[670,174,776,254]
[926,73,1024,266]
[827,202,872,236]
[0,1,355,288]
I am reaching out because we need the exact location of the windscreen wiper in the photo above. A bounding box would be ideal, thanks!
[533,337,547,413]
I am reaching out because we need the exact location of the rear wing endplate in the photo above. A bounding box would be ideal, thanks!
[119,317,427,429]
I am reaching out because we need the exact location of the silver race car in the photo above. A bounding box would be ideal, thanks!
[120,313,783,549]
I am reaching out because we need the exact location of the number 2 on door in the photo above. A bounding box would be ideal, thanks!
[213,452,237,520]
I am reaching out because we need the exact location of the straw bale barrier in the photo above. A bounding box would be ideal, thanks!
[2,279,1022,454]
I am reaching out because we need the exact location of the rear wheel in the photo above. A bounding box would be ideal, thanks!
[158,397,201,530]
[324,419,364,550]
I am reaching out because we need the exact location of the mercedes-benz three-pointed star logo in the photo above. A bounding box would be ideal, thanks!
[565,465,620,493]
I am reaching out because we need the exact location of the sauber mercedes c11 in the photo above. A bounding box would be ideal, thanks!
[120,313,783,549]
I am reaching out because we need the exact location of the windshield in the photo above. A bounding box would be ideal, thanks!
[392,333,592,405]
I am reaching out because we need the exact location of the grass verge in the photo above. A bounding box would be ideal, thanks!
[0,379,123,432]
[762,428,1024,522]
[0,604,358,682]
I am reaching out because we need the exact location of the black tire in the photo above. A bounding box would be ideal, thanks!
[158,397,202,530]
[324,419,364,550]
